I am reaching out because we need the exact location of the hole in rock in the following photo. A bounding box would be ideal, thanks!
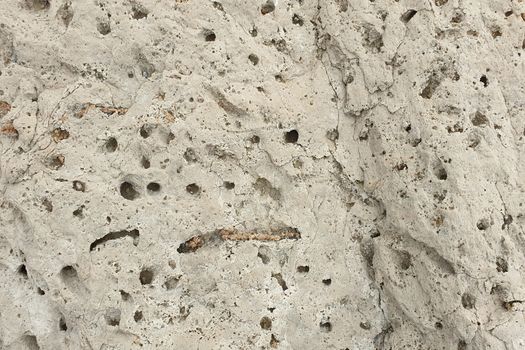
[496,257,508,272]
[260,316,272,330]
[183,148,198,163]
[105,137,118,152]
[461,292,476,309]
[248,54,259,65]
[258,246,270,264]
[17,264,28,278]
[400,9,417,23]
[120,290,131,301]
[120,182,140,200]
[134,310,143,322]
[59,316,67,331]
[141,156,151,169]
[224,181,235,189]
[90,229,140,251]
[163,276,180,290]
[147,182,161,193]
[271,273,288,291]
[72,180,85,192]
[471,111,489,127]
[292,13,304,25]
[297,265,309,273]
[131,3,148,19]
[261,1,275,15]
[139,268,154,285]
[186,183,201,195]
[60,265,78,280]
[480,75,489,87]
[22,335,40,350]
[433,164,448,180]
[476,218,490,231]
[284,129,299,143]
[97,20,111,35]
[105,308,121,326]
[320,321,332,332]
[140,125,151,138]
[204,30,216,41]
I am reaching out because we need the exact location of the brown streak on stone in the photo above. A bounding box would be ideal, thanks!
[0,101,11,117]
[177,227,300,254]
[205,86,248,117]
[1,121,18,137]
[218,227,301,241]
[75,103,128,118]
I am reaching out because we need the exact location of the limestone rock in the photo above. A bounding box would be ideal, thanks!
[0,0,524,349]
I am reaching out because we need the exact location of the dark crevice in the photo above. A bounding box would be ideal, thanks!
[89,229,140,251]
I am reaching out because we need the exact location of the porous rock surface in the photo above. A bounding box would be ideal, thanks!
[1,0,525,349]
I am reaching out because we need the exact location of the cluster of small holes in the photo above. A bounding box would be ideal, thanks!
[496,257,508,273]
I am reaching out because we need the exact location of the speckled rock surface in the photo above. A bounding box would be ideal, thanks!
[1,0,524,349]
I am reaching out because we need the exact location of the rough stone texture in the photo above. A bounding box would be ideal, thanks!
[0,0,524,349]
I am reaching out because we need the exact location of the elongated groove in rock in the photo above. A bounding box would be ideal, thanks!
[177,227,301,253]
[204,85,248,117]
[89,229,140,251]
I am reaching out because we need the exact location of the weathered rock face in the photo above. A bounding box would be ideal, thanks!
[0,0,524,349]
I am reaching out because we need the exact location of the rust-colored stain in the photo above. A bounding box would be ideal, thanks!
[0,121,18,137]
[51,128,70,142]
[75,103,128,118]
[177,235,205,253]
[178,227,301,253]
[218,228,300,241]
[0,101,11,117]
